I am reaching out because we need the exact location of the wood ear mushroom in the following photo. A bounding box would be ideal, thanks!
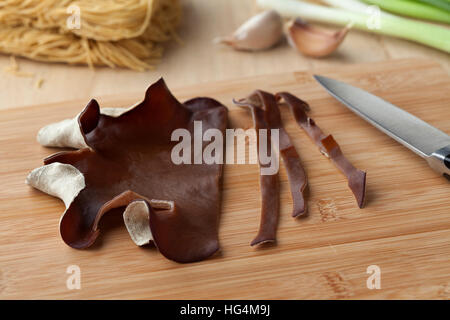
[27,78,228,263]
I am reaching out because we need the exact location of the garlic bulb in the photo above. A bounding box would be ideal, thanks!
[287,18,351,58]
[215,10,284,51]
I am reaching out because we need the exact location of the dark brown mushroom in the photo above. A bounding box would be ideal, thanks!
[276,92,366,208]
[234,90,307,246]
[43,79,228,263]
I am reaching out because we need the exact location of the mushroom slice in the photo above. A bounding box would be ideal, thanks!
[234,90,307,246]
[276,92,366,208]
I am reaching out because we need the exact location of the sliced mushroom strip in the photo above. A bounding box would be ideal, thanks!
[234,90,307,245]
[276,92,366,208]
[28,78,228,263]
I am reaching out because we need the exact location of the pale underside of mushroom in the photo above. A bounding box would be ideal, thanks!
[28,106,154,247]
[36,106,132,148]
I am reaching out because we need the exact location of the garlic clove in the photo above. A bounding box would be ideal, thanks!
[215,10,284,51]
[287,18,351,58]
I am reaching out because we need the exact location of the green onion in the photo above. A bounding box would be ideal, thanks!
[412,0,450,13]
[257,0,450,52]
[362,0,450,24]
[320,0,394,16]
[320,0,374,13]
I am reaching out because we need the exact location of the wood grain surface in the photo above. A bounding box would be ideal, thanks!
[0,59,449,299]
[1,0,449,110]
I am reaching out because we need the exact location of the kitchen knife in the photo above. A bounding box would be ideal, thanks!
[314,75,450,179]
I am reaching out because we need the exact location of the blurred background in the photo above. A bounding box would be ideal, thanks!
[0,0,449,109]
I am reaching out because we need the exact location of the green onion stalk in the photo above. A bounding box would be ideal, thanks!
[362,0,450,24]
[258,0,450,53]
[415,0,450,12]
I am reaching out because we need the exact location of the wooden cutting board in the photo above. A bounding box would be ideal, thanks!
[1,59,449,300]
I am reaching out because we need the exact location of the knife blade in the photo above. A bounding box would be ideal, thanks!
[314,75,450,179]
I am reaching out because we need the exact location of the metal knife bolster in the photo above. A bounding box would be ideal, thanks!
[427,145,450,179]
